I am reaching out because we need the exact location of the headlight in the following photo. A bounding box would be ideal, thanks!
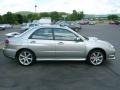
[109,44,114,48]
[106,41,114,49]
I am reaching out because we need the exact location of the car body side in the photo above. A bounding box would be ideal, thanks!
[3,26,115,61]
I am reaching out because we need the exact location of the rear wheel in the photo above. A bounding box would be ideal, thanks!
[87,50,105,66]
[17,50,35,66]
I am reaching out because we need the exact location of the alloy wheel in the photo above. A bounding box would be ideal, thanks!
[18,50,33,66]
[89,50,105,66]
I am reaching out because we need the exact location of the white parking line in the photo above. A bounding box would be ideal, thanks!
[0,41,4,49]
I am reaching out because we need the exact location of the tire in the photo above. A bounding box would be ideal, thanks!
[87,50,105,66]
[16,50,35,66]
[2,28,5,30]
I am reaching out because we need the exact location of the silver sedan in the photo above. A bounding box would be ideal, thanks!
[3,25,115,66]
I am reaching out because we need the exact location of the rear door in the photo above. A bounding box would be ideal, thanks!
[28,28,55,59]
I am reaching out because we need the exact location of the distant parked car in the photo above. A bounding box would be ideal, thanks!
[89,21,96,25]
[56,21,69,27]
[0,24,12,30]
[68,23,81,32]
[114,21,120,25]
[5,24,13,28]
[0,24,6,30]
[39,17,52,25]
[3,25,115,66]
[80,20,89,25]
[109,21,120,25]
[109,21,115,24]
[20,23,38,32]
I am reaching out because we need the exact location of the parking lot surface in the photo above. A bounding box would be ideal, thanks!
[0,24,120,90]
[0,25,20,43]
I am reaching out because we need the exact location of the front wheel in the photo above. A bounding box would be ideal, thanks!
[17,50,35,66]
[87,50,105,66]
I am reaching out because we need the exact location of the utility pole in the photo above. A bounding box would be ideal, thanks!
[35,5,37,13]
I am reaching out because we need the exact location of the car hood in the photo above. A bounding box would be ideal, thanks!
[87,37,114,48]
[88,37,107,43]
[88,37,98,41]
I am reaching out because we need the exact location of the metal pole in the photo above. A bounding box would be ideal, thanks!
[35,5,37,13]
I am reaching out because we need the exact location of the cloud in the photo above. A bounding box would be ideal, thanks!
[0,0,120,15]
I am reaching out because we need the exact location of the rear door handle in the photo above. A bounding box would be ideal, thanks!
[58,42,64,45]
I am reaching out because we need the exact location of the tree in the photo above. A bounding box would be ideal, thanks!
[22,15,28,23]
[32,13,39,20]
[15,14,24,24]
[0,10,85,24]
[3,12,16,24]
[27,14,33,22]
[107,15,118,21]
[67,10,84,21]
[50,11,59,21]
[0,15,3,24]
[39,12,50,18]
[77,11,84,20]
[70,10,78,21]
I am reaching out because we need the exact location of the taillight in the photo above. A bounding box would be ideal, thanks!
[5,39,9,44]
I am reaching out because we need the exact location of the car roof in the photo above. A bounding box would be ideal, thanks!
[32,24,69,30]
[17,24,85,41]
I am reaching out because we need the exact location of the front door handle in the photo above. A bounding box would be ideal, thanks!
[30,41,36,43]
[58,42,64,45]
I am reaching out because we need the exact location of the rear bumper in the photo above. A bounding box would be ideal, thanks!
[3,48,16,59]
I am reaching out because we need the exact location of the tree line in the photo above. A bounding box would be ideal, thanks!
[0,10,85,24]
[107,15,119,21]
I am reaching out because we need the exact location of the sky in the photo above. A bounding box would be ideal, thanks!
[0,0,120,15]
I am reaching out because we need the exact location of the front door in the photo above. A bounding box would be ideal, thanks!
[54,28,86,59]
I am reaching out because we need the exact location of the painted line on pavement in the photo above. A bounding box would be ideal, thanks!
[0,41,4,49]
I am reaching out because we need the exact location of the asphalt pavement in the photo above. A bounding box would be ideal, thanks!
[0,25,20,43]
[0,24,120,90]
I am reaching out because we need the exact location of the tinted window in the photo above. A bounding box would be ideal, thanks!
[54,28,76,41]
[31,28,53,40]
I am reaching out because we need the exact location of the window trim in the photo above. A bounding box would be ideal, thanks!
[28,27,83,42]
[29,28,54,40]
[53,28,79,41]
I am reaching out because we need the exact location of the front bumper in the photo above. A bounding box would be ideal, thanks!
[107,47,116,60]
[3,48,16,59]
[107,54,116,60]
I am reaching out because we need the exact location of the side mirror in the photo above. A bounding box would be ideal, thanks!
[74,37,82,41]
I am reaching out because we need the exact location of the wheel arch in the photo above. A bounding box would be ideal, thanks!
[15,48,36,59]
[87,48,106,60]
